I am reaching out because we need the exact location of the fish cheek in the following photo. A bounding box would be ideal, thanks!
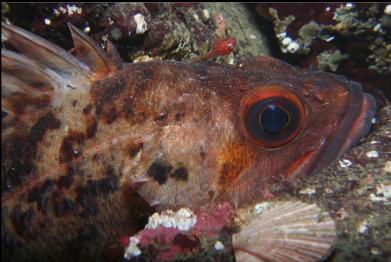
[215,139,256,196]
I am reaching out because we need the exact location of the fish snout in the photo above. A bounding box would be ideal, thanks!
[340,92,377,152]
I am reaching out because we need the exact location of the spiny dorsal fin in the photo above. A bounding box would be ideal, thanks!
[1,22,91,84]
[67,23,120,76]
[2,72,51,97]
[107,40,123,70]
[2,70,52,128]
[2,49,67,91]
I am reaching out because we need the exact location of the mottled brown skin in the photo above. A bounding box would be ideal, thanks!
[1,39,376,261]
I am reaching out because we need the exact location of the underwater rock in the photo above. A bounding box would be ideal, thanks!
[2,3,271,64]
[2,3,268,63]
[255,3,391,107]
[284,105,391,261]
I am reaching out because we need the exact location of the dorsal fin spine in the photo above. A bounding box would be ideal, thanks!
[67,23,120,77]
[1,22,92,82]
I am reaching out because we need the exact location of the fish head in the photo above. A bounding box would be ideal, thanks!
[111,56,376,209]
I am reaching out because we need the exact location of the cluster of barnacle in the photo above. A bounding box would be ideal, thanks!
[118,201,336,262]
[259,3,391,74]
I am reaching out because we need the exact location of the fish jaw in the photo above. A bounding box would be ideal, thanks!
[308,78,377,174]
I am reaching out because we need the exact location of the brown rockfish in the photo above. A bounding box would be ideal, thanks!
[1,22,376,261]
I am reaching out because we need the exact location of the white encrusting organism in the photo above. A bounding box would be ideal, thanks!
[145,207,197,231]
[134,13,148,34]
[124,236,142,260]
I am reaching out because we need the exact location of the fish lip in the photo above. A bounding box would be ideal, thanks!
[340,93,377,151]
[312,85,377,174]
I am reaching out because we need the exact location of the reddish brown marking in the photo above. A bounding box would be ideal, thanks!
[2,133,134,204]
[2,112,61,190]
[106,107,117,124]
[217,140,255,187]
[11,207,35,239]
[85,116,98,139]
[59,131,85,163]
[82,104,93,115]
[8,94,51,115]
[92,75,125,117]
[122,96,134,118]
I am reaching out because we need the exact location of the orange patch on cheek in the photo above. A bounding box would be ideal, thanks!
[216,140,255,187]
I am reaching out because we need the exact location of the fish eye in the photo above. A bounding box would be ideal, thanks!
[240,85,305,148]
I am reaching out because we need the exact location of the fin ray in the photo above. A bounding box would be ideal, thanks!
[2,49,64,91]
[107,40,123,70]
[1,22,91,83]
[2,72,51,96]
[68,23,119,76]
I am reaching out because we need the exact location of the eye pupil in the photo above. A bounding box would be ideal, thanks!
[260,105,289,134]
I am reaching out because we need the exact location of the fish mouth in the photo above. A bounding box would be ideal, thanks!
[339,93,377,152]
[313,83,377,173]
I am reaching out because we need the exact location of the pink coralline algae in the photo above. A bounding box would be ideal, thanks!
[122,202,235,261]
